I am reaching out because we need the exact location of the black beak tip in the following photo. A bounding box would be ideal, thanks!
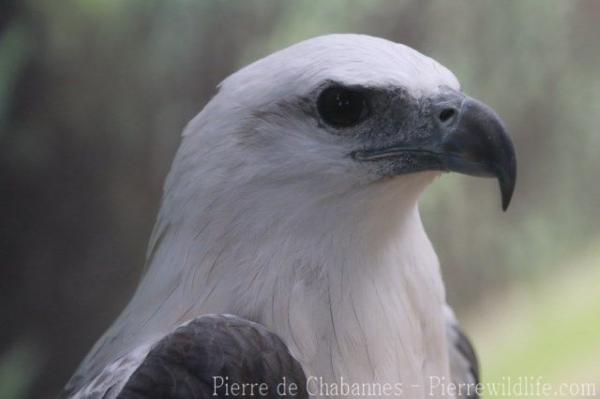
[498,153,517,212]
[500,179,514,212]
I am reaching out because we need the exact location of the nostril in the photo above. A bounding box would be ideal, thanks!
[438,108,457,124]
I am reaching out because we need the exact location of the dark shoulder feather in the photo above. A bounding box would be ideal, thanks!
[452,324,480,385]
[117,314,307,399]
[446,307,480,399]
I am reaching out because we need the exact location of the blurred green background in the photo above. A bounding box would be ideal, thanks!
[1,0,599,397]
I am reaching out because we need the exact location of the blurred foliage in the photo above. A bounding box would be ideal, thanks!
[1,0,599,397]
[468,243,600,393]
[0,342,40,399]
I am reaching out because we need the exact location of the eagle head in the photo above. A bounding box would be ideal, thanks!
[175,34,516,219]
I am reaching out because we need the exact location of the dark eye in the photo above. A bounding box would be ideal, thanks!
[317,86,369,128]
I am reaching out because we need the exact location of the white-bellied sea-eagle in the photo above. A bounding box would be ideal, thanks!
[62,34,516,399]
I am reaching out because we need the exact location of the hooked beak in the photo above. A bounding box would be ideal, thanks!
[353,92,517,210]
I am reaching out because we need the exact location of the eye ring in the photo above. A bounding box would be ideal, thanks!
[317,86,370,128]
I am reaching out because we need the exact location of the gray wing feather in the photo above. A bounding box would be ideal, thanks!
[63,314,307,399]
[446,306,480,399]
[118,314,307,399]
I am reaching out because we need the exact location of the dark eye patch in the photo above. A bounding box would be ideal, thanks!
[317,86,370,128]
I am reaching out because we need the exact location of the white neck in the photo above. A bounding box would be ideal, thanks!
[266,206,450,398]
[86,171,450,398]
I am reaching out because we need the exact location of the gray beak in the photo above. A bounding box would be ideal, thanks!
[354,91,517,210]
[433,95,517,210]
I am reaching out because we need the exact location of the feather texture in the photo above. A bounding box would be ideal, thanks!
[63,34,471,399]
